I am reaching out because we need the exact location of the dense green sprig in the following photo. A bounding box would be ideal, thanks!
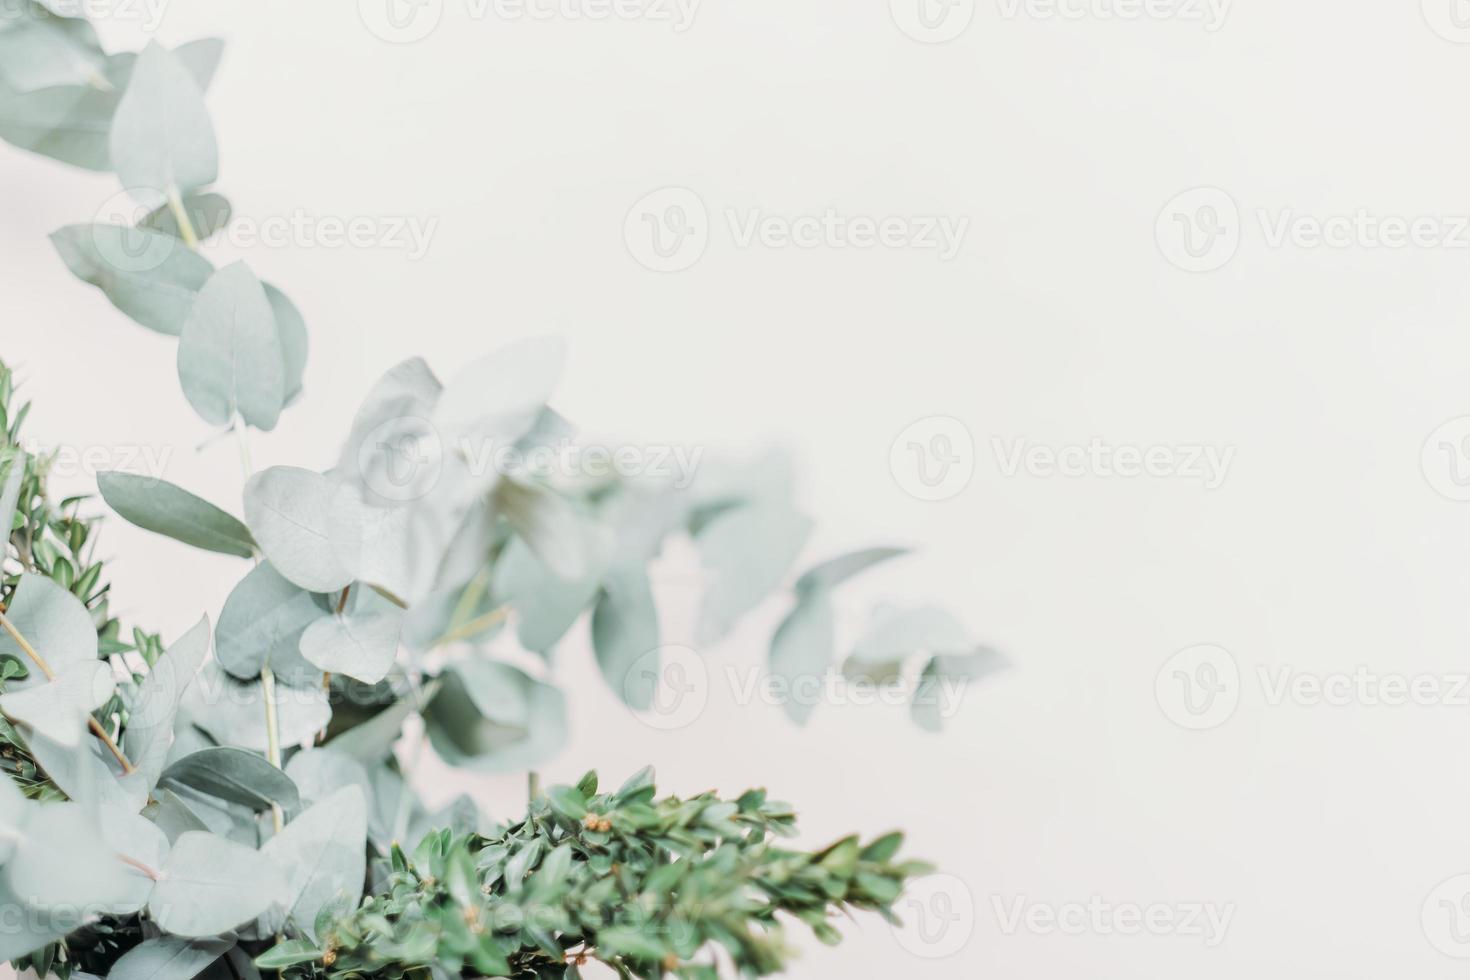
[265,769,928,980]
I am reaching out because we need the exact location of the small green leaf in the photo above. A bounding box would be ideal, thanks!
[161,746,300,812]
[253,940,325,971]
[98,471,255,558]
[545,784,588,821]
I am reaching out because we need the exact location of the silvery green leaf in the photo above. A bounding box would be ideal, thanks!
[851,606,975,663]
[335,356,442,503]
[0,76,114,170]
[324,685,432,765]
[0,877,73,961]
[0,448,23,543]
[24,729,147,812]
[101,803,171,912]
[264,284,307,406]
[98,471,254,557]
[911,650,1007,733]
[298,609,401,685]
[177,262,285,431]
[496,477,590,581]
[769,590,835,725]
[261,786,367,942]
[51,223,212,336]
[150,832,285,938]
[162,747,300,813]
[162,783,258,847]
[185,661,331,753]
[283,748,370,809]
[123,617,212,790]
[695,503,813,644]
[143,789,211,844]
[139,191,231,242]
[591,565,659,710]
[107,935,233,980]
[214,561,327,683]
[0,659,113,746]
[5,802,133,912]
[432,335,565,445]
[0,573,98,691]
[423,661,567,774]
[109,41,217,209]
[172,37,224,92]
[326,480,414,599]
[491,537,603,656]
[795,547,910,597]
[0,8,105,92]
[242,468,352,593]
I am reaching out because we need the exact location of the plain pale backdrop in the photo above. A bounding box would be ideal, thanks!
[7,0,1470,976]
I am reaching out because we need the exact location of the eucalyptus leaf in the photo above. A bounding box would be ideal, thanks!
[423,662,567,774]
[149,831,286,938]
[176,262,285,431]
[590,565,659,710]
[491,536,604,657]
[851,606,975,663]
[794,547,909,597]
[51,223,213,336]
[695,503,812,644]
[98,471,254,557]
[769,590,835,726]
[101,803,172,913]
[214,561,326,683]
[109,41,217,209]
[242,467,352,593]
[260,785,367,942]
[496,477,590,581]
[283,748,371,810]
[298,609,401,685]
[0,9,105,92]
[107,935,234,980]
[4,802,134,913]
[431,335,565,446]
[0,572,98,691]
[911,650,1007,733]
[264,284,307,406]
[0,658,113,746]
[123,617,212,790]
[161,746,300,813]
[184,661,331,753]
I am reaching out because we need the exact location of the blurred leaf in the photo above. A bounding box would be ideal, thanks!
[51,224,213,335]
[110,41,217,209]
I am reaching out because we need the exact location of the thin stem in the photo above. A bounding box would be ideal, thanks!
[434,604,510,648]
[117,853,161,881]
[232,417,254,479]
[260,664,284,834]
[528,771,543,804]
[166,187,200,250]
[0,609,135,774]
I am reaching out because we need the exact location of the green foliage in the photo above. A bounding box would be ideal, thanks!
[269,770,931,980]
[0,5,1000,978]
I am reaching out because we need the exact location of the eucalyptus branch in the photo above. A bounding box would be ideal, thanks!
[0,609,134,775]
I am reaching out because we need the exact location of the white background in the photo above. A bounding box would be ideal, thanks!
[7,0,1470,976]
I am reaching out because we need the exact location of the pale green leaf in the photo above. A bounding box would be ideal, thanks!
[0,658,113,746]
[51,224,213,336]
[109,41,217,209]
[299,609,401,685]
[98,471,254,557]
[242,467,352,593]
[214,561,326,683]
[107,935,234,980]
[176,261,285,430]
[0,573,98,691]
[162,746,299,812]
[149,831,285,938]
[769,590,834,725]
[123,616,212,790]
[591,565,659,709]
[695,503,812,643]
[261,785,367,941]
